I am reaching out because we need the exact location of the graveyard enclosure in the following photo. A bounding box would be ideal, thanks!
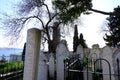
[23,28,120,80]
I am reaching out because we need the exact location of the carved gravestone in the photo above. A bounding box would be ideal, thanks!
[23,28,41,80]
[37,52,48,80]
[49,53,55,79]
[56,40,69,80]
[101,46,115,80]
[89,44,101,60]
[112,49,120,80]
[90,44,101,70]
[76,45,84,59]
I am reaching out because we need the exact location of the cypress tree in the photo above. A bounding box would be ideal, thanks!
[78,33,88,48]
[73,25,79,52]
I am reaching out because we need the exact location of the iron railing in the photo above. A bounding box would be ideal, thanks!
[64,54,120,80]
[0,56,24,80]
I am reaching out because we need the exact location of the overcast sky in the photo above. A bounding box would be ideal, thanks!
[0,0,120,50]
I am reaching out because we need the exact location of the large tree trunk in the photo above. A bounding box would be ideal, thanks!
[48,22,61,53]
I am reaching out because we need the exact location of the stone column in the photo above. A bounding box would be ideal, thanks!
[49,53,55,79]
[37,52,48,80]
[23,28,41,80]
[76,44,84,59]
[56,40,69,80]
[112,49,120,80]
[101,46,115,80]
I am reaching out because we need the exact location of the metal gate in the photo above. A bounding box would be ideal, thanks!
[64,54,120,80]
[64,54,84,80]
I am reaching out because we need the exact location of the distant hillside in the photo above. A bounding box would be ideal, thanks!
[0,48,23,56]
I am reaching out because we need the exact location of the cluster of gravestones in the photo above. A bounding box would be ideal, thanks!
[23,28,120,80]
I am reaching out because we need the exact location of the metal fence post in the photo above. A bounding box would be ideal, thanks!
[117,58,120,80]
[87,58,89,80]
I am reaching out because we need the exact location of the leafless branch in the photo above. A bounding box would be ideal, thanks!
[19,16,45,28]
[3,15,46,43]
[46,13,58,27]
[43,3,51,19]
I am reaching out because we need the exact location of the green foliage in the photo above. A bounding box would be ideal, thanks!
[53,0,92,24]
[104,6,120,47]
[0,55,7,63]
[0,62,23,74]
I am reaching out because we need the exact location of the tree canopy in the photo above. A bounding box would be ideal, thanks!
[53,0,92,24]
[104,6,120,47]
[3,0,92,52]
[3,0,120,52]
[52,0,120,24]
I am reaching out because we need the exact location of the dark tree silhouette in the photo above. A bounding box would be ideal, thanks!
[73,25,87,52]
[104,6,120,47]
[78,33,88,48]
[73,25,79,52]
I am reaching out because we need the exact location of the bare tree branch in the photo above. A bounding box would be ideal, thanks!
[43,3,51,19]
[46,13,58,27]
[20,16,45,28]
